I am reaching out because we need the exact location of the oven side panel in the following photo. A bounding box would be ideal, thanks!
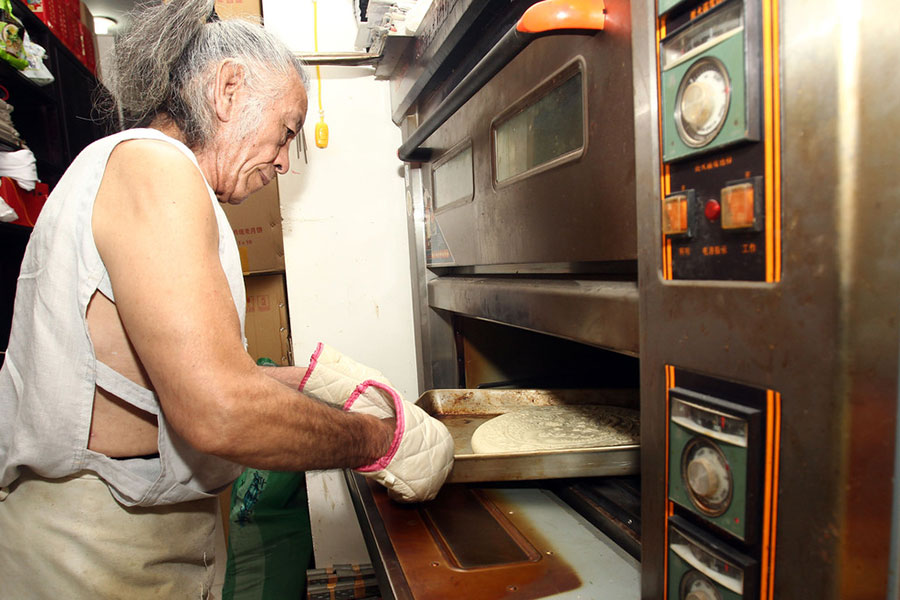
[635,0,900,598]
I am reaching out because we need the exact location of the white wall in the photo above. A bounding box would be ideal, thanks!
[277,66,416,400]
[94,34,115,88]
[264,1,416,400]
[263,0,417,568]
[263,0,359,53]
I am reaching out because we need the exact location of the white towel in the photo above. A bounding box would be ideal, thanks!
[0,148,37,190]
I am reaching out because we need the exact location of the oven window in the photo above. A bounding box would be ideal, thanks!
[494,70,584,183]
[433,144,474,211]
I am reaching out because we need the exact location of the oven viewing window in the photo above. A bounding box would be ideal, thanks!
[432,143,474,212]
[493,65,585,184]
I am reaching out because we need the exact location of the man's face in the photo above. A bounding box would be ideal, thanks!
[222,71,308,204]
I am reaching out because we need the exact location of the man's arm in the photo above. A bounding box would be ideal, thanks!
[259,365,307,390]
[92,140,391,470]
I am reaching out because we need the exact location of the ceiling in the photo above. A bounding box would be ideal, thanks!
[81,0,137,31]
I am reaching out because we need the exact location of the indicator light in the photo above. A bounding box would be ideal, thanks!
[662,193,689,235]
[721,182,757,229]
[705,199,721,221]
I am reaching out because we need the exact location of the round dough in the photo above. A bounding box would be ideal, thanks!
[470,405,640,455]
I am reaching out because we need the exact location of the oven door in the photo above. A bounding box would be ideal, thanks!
[416,0,636,271]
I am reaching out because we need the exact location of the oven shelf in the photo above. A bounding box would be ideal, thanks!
[427,277,639,355]
[345,472,640,600]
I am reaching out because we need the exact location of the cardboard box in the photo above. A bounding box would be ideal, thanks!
[79,0,93,34]
[214,0,262,20]
[244,273,292,366]
[221,180,285,274]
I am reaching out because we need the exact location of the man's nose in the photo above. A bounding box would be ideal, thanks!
[274,143,290,174]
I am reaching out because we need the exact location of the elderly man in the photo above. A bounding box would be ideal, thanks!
[0,1,452,597]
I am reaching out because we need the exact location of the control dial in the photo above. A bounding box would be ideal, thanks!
[674,58,731,148]
[681,571,722,600]
[681,438,733,515]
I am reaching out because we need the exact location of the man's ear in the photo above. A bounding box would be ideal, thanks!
[213,59,244,124]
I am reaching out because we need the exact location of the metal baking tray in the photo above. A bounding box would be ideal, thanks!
[416,389,640,483]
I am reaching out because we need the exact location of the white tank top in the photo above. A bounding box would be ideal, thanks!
[0,129,246,506]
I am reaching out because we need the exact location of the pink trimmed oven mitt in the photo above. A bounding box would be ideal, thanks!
[299,343,454,502]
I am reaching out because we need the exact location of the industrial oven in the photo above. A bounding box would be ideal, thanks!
[344,1,900,599]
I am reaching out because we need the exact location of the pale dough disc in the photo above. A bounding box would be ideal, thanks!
[470,405,640,454]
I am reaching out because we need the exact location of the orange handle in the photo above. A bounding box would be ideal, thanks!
[517,0,606,34]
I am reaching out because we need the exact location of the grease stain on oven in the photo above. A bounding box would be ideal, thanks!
[371,481,582,599]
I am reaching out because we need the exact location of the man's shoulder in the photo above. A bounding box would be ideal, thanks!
[104,137,207,197]
[109,137,195,169]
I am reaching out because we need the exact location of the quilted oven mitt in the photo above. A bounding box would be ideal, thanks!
[299,344,454,502]
[298,342,392,404]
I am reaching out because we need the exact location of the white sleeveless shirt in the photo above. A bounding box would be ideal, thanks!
[0,129,246,506]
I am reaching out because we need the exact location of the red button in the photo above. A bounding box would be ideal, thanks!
[705,199,721,221]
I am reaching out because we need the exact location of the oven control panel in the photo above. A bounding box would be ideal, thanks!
[665,367,781,599]
[668,515,758,600]
[657,0,781,281]
[669,390,762,542]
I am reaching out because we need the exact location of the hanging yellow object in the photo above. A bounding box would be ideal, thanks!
[315,115,329,148]
[312,1,328,149]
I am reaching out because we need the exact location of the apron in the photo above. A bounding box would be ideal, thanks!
[0,469,218,599]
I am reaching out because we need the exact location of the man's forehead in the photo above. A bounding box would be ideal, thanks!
[289,76,309,129]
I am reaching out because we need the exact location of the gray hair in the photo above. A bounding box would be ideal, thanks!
[103,0,307,148]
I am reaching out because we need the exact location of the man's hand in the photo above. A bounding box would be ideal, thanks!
[344,381,455,502]
[299,344,454,501]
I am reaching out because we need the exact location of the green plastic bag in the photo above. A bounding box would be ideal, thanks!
[223,357,314,599]
[223,469,314,599]
[0,0,29,71]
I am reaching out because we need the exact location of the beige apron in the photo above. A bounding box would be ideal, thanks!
[0,469,217,599]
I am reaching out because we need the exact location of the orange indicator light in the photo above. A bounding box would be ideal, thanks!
[662,193,689,235]
[721,182,756,229]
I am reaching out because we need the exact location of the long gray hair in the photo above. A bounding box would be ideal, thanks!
[103,0,306,148]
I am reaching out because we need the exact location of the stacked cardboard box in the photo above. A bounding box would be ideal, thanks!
[223,179,292,366]
[214,0,262,20]
[228,202,293,365]
[221,180,285,275]
[244,273,292,366]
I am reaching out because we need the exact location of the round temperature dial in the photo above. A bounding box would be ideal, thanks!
[681,437,733,516]
[674,57,732,148]
[681,571,723,600]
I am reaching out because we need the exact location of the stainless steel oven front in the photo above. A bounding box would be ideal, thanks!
[344,0,900,599]
[347,2,646,599]
[408,0,637,272]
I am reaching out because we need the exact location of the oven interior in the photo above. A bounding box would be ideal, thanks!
[345,314,644,599]
[455,316,643,560]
